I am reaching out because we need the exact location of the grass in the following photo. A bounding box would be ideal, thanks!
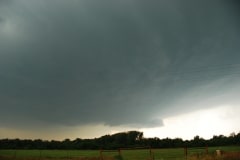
[188,152,240,160]
[0,146,239,160]
[0,150,99,159]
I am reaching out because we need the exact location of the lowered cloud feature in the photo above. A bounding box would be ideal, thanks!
[0,0,240,140]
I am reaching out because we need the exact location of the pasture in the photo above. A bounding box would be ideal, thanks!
[0,146,239,160]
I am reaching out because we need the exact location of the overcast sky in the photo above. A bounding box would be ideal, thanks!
[0,0,240,140]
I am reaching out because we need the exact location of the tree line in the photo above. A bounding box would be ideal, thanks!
[0,131,239,150]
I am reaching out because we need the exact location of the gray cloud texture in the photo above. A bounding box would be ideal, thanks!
[0,0,240,129]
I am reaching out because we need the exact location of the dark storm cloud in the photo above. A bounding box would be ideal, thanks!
[0,0,240,128]
[0,0,12,4]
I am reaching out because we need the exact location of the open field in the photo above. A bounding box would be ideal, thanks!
[0,146,240,160]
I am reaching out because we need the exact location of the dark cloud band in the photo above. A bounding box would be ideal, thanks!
[0,0,240,129]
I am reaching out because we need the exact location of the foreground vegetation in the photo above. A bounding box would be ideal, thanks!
[1,131,239,159]
[0,146,240,160]
[188,151,240,160]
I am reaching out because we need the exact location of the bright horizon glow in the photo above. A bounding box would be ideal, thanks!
[0,105,239,140]
[141,105,240,140]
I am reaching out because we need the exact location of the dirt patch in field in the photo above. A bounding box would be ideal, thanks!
[188,151,240,160]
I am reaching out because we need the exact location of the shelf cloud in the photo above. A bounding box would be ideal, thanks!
[0,0,240,139]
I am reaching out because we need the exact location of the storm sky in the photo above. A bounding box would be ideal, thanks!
[0,0,240,140]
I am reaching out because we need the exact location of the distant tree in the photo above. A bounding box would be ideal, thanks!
[1,131,240,150]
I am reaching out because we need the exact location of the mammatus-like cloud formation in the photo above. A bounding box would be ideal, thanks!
[0,0,240,131]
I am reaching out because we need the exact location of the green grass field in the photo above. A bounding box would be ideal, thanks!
[0,146,239,160]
